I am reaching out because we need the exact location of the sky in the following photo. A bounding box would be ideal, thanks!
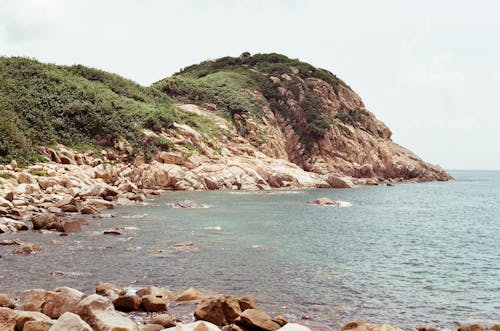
[1,0,499,170]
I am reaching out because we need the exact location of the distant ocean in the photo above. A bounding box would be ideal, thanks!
[1,170,499,329]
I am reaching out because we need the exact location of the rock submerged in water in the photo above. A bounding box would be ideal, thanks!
[307,197,343,206]
[168,200,207,208]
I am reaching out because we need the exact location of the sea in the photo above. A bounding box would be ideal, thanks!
[1,170,499,329]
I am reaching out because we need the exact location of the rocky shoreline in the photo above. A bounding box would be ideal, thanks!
[0,282,497,331]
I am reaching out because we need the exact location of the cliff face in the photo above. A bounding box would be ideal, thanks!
[154,53,451,183]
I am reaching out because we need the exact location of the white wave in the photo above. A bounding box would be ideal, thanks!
[121,214,148,219]
[337,200,353,207]
[204,226,222,231]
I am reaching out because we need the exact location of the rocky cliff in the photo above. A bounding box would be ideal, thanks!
[154,53,451,183]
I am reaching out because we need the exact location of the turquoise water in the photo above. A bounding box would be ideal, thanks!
[1,170,499,329]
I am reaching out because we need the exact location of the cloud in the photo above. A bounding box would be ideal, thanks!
[0,0,71,42]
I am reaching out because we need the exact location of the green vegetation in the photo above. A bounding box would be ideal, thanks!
[154,53,348,148]
[0,57,217,164]
[0,172,15,179]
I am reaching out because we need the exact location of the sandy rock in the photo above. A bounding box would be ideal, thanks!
[141,295,167,312]
[15,311,52,330]
[19,287,85,319]
[237,296,256,312]
[85,198,115,210]
[194,295,241,326]
[22,319,54,331]
[80,205,99,215]
[175,287,204,302]
[48,312,92,331]
[113,295,142,312]
[458,325,486,331]
[150,314,176,328]
[0,197,14,208]
[278,324,312,331]
[76,294,139,331]
[140,324,164,331]
[96,283,126,299]
[58,219,82,233]
[307,197,341,206]
[327,175,355,188]
[136,285,174,301]
[13,245,43,255]
[165,321,221,331]
[0,294,14,308]
[0,307,17,330]
[0,217,28,233]
[236,309,281,331]
[42,287,86,318]
[273,316,288,327]
[340,321,402,331]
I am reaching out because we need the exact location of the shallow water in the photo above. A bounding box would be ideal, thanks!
[1,170,499,329]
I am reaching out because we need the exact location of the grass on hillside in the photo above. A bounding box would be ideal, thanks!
[154,52,349,148]
[0,57,219,164]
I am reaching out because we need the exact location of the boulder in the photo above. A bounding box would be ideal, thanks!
[278,324,312,331]
[15,311,52,330]
[76,294,139,331]
[307,198,341,206]
[236,309,281,331]
[48,312,92,331]
[136,285,174,301]
[141,295,167,312]
[327,175,355,188]
[273,316,287,327]
[150,314,175,328]
[194,295,241,326]
[0,197,14,208]
[0,294,14,308]
[164,321,221,331]
[96,283,126,299]
[54,196,75,208]
[113,295,142,312]
[0,307,18,330]
[175,287,204,302]
[58,219,82,233]
[41,287,86,318]
[19,287,85,319]
[31,214,59,231]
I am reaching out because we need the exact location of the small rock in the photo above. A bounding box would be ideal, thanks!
[0,294,14,308]
[136,285,173,301]
[172,242,198,252]
[22,320,54,331]
[103,229,122,235]
[307,197,341,206]
[175,287,204,302]
[96,282,126,299]
[272,315,287,327]
[58,219,81,233]
[164,321,221,331]
[237,295,256,311]
[141,295,167,312]
[113,295,142,312]
[151,314,176,328]
[236,309,281,331]
[194,294,241,326]
[13,245,43,255]
[140,324,165,331]
[48,312,92,331]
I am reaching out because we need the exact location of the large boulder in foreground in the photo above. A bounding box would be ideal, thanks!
[0,307,18,330]
[194,295,242,326]
[76,294,139,331]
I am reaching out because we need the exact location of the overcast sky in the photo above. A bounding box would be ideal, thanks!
[1,0,499,170]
